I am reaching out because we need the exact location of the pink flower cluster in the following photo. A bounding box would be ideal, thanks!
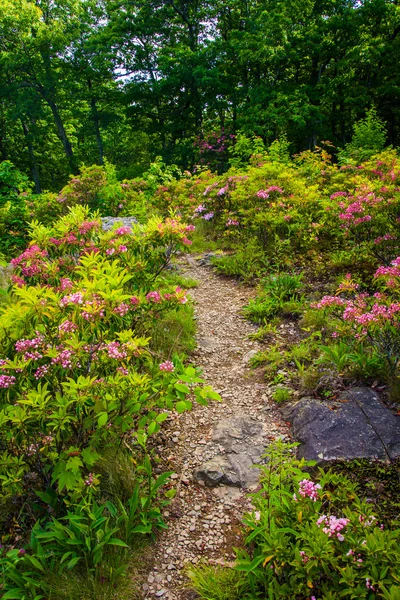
[336,191,384,227]
[78,221,99,234]
[266,186,284,193]
[159,361,174,372]
[11,245,48,278]
[299,550,309,563]
[226,219,239,226]
[256,190,270,199]
[15,337,43,353]
[330,191,348,199]
[313,296,345,309]
[114,302,130,316]
[60,292,84,307]
[58,320,78,334]
[34,365,50,379]
[316,515,350,541]
[106,342,127,360]
[0,375,16,388]
[52,349,74,369]
[115,226,132,235]
[374,233,396,245]
[298,479,321,501]
[147,291,161,303]
[60,278,73,291]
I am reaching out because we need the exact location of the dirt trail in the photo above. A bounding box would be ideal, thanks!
[140,256,287,599]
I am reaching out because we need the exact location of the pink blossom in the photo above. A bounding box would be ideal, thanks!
[78,221,99,234]
[106,342,127,360]
[60,278,73,291]
[117,367,129,376]
[374,233,396,245]
[34,365,50,379]
[52,349,74,369]
[106,248,115,256]
[159,361,174,372]
[0,375,16,388]
[11,275,25,287]
[60,292,84,307]
[23,350,42,361]
[114,302,129,316]
[118,245,128,253]
[185,224,196,232]
[299,550,309,563]
[256,190,269,199]
[182,237,192,245]
[317,515,349,539]
[58,320,78,334]
[130,296,140,305]
[146,291,161,303]
[298,479,321,501]
[267,186,284,193]
[115,226,132,235]
[330,191,348,199]
[15,337,43,352]
[226,219,239,226]
[313,296,345,309]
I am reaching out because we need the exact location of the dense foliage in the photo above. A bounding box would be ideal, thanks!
[0,204,220,598]
[189,442,400,599]
[2,0,400,189]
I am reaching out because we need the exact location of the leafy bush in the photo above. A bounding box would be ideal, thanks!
[338,109,387,164]
[231,442,400,599]
[189,443,400,599]
[0,161,31,256]
[244,273,303,323]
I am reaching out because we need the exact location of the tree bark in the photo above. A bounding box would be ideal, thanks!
[45,96,77,174]
[87,79,104,165]
[21,120,41,193]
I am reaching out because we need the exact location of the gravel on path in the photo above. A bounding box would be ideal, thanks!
[139,256,287,599]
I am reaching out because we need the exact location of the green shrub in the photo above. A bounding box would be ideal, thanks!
[187,563,247,600]
[233,442,400,599]
[272,387,292,403]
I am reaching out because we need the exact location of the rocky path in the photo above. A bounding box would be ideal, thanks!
[140,256,288,599]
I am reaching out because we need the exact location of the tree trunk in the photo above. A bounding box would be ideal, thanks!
[45,96,77,174]
[87,79,104,165]
[21,120,41,193]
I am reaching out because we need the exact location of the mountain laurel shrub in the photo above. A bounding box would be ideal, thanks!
[0,205,218,510]
[236,442,400,600]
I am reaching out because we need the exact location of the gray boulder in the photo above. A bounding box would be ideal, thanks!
[100,216,138,232]
[285,387,400,463]
[194,415,269,488]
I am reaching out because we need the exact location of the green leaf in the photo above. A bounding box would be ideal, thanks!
[155,413,168,423]
[175,401,187,413]
[147,421,158,434]
[174,383,190,394]
[97,413,108,427]
[81,447,100,467]
[107,538,129,547]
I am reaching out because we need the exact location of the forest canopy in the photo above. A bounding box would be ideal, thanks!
[1,0,400,190]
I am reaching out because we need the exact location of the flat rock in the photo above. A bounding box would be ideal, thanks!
[100,216,138,231]
[194,415,268,488]
[285,387,400,462]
